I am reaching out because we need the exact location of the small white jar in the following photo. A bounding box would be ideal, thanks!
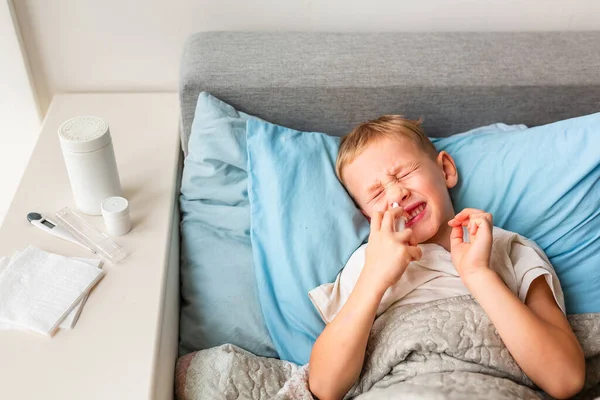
[101,196,131,236]
[58,116,122,215]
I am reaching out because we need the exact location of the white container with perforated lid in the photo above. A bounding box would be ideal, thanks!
[58,116,122,215]
[101,196,131,236]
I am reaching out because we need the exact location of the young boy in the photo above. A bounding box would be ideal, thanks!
[308,116,585,400]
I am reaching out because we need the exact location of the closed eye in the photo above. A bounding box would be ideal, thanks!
[398,165,418,179]
[366,187,384,203]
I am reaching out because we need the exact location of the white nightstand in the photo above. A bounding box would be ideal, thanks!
[0,93,181,400]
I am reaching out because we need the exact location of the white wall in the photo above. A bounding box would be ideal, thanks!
[0,0,40,227]
[2,0,599,226]
[12,0,600,114]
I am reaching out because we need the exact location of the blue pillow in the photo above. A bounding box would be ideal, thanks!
[246,118,370,364]
[433,113,600,314]
[179,92,277,358]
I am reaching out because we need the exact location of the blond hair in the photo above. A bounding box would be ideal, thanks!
[336,115,437,184]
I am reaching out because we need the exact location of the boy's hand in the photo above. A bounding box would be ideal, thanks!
[448,208,493,280]
[363,207,422,293]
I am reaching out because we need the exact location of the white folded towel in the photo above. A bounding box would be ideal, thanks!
[0,255,8,276]
[0,246,104,336]
[0,254,103,331]
[59,257,104,329]
[0,256,14,330]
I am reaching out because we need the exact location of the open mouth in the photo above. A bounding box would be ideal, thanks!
[405,202,426,227]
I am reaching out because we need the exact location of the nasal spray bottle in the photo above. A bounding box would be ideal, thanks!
[392,202,407,232]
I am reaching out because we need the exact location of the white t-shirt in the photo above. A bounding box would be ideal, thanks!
[309,227,565,324]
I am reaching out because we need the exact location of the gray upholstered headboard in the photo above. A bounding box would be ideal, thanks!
[179,32,600,154]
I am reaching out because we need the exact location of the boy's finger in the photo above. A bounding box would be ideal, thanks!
[388,205,408,219]
[469,220,479,236]
[450,219,470,228]
[457,216,486,228]
[370,211,383,231]
[470,217,493,247]
[450,225,464,249]
[381,209,396,232]
[396,228,418,246]
[453,208,485,222]
[407,245,422,261]
[387,206,409,232]
[448,218,462,226]
[471,212,493,225]
[471,216,492,236]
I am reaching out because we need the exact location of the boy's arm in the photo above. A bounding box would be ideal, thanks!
[465,270,584,399]
[308,274,386,400]
[309,208,421,400]
[449,210,585,400]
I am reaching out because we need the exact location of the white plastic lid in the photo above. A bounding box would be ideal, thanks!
[58,116,111,153]
[101,196,130,220]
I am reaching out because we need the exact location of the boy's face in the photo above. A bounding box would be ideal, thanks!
[342,136,458,246]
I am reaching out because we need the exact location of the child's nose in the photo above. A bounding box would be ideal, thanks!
[386,184,410,207]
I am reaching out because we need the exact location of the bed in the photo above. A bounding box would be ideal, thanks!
[172,32,600,399]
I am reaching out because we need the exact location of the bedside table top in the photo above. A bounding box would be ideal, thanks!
[0,93,181,399]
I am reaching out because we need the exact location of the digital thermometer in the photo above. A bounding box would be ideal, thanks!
[27,212,96,254]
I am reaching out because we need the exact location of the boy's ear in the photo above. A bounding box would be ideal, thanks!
[436,151,458,189]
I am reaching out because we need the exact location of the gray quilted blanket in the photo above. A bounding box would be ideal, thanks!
[176,296,600,400]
